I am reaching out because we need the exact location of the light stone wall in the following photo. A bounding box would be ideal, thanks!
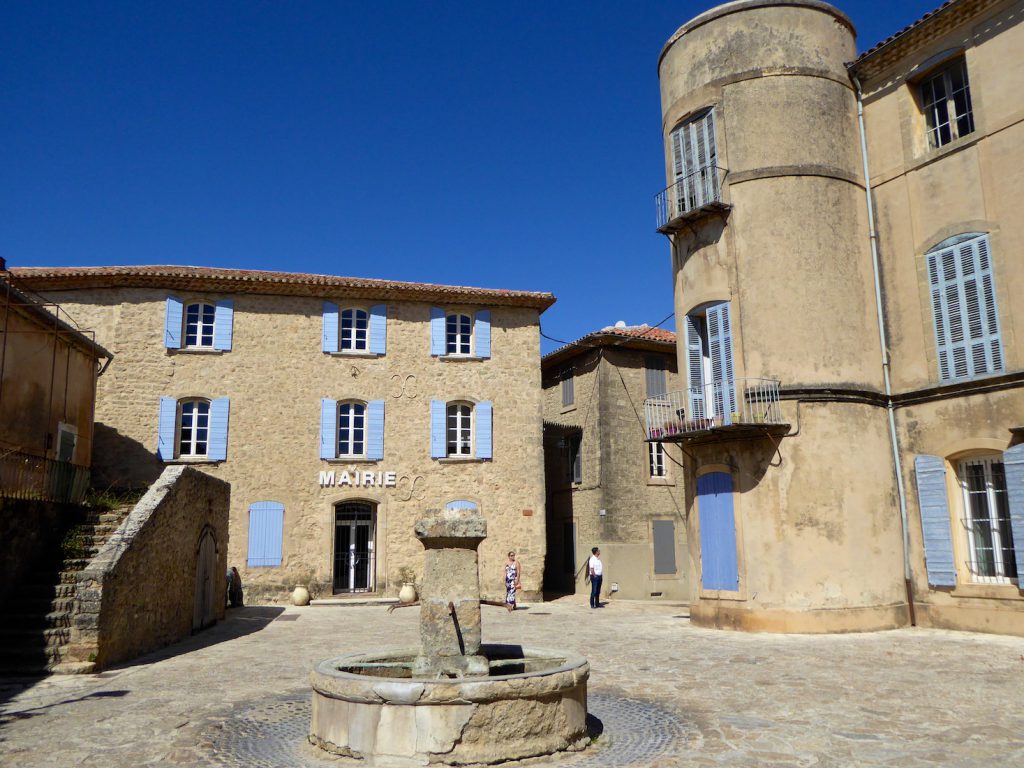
[857,0,1024,635]
[68,465,230,669]
[542,343,688,601]
[39,287,547,603]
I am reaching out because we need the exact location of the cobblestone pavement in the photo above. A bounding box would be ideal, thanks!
[2,598,1023,767]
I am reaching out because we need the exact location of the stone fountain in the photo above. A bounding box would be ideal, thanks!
[309,508,590,765]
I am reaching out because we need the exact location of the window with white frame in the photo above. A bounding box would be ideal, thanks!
[447,402,473,456]
[669,108,719,214]
[648,442,667,479]
[178,399,211,457]
[446,313,472,356]
[959,457,1016,583]
[569,434,582,484]
[684,302,735,421]
[920,57,974,149]
[340,308,369,352]
[184,303,216,348]
[337,401,366,458]
[561,373,574,407]
[926,233,1003,383]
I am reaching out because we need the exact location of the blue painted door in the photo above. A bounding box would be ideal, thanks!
[697,472,739,591]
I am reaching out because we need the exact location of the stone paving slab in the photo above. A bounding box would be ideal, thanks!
[1,599,1023,766]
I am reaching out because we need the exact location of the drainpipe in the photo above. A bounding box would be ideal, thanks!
[852,74,915,625]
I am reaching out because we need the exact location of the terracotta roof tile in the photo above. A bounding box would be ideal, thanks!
[9,265,556,311]
[543,324,676,365]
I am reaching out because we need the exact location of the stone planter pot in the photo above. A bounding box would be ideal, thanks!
[398,582,417,604]
[292,585,311,606]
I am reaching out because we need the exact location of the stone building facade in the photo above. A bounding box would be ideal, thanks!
[542,325,688,601]
[650,0,1024,635]
[11,266,554,603]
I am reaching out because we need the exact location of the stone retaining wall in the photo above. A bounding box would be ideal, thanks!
[67,465,230,669]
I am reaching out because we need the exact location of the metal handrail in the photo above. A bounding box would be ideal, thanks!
[655,165,728,229]
[0,449,90,504]
[644,378,783,440]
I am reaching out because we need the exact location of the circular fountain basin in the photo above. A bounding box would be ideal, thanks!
[309,644,589,765]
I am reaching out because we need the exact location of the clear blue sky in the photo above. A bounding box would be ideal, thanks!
[2,1,938,353]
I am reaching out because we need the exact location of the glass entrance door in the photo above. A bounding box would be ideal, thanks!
[333,502,376,593]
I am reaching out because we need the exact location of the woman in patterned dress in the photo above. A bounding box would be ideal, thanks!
[504,551,521,612]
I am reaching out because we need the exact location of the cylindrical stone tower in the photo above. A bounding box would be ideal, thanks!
[657,0,908,631]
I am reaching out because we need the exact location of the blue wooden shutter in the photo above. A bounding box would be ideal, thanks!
[430,307,445,356]
[322,302,339,353]
[165,297,183,349]
[645,357,667,397]
[208,398,230,461]
[1003,444,1024,579]
[247,501,284,567]
[367,399,385,460]
[697,472,738,591]
[213,299,234,351]
[157,396,177,460]
[320,399,337,459]
[476,401,493,459]
[430,400,446,458]
[707,302,737,422]
[474,310,491,358]
[927,234,1003,382]
[446,500,478,510]
[369,304,387,355]
[914,455,956,587]
[684,314,705,419]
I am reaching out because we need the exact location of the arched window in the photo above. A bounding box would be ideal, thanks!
[178,398,211,457]
[337,401,367,458]
[184,303,216,348]
[446,313,472,356]
[447,402,473,456]
[340,308,369,351]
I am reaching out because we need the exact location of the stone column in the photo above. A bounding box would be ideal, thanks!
[413,508,488,677]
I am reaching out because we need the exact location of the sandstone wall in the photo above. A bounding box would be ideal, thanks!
[68,465,230,669]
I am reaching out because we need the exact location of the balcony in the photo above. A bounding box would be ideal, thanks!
[655,166,730,233]
[0,450,91,504]
[644,378,789,444]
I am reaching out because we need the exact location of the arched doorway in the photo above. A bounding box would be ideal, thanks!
[333,501,376,593]
[192,528,218,631]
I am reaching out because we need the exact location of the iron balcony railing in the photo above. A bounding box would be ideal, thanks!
[644,378,784,441]
[0,449,91,504]
[655,165,728,230]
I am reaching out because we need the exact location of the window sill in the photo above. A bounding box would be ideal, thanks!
[560,404,577,414]
[908,131,982,173]
[950,582,1021,600]
[166,457,223,465]
[323,457,380,464]
[327,351,382,359]
[647,477,674,486]
[168,348,225,355]
[436,355,487,362]
[436,456,489,464]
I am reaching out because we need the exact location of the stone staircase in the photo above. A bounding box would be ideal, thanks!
[0,506,131,675]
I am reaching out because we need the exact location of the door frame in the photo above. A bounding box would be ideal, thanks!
[332,500,377,594]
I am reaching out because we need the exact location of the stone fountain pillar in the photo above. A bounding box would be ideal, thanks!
[413,508,489,677]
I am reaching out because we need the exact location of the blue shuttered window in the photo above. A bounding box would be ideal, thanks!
[926,233,1003,382]
[446,500,478,510]
[322,302,340,353]
[474,310,491,358]
[430,400,447,458]
[369,304,387,355]
[1002,445,1024,580]
[914,455,957,587]
[320,398,338,459]
[697,472,739,591]
[366,400,385,460]
[476,401,493,459]
[213,300,234,351]
[430,308,446,356]
[208,398,230,461]
[247,501,284,567]
[684,314,705,419]
[165,297,184,349]
[157,397,177,460]
[706,302,736,421]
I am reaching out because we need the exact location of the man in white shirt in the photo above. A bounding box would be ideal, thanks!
[588,547,603,608]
